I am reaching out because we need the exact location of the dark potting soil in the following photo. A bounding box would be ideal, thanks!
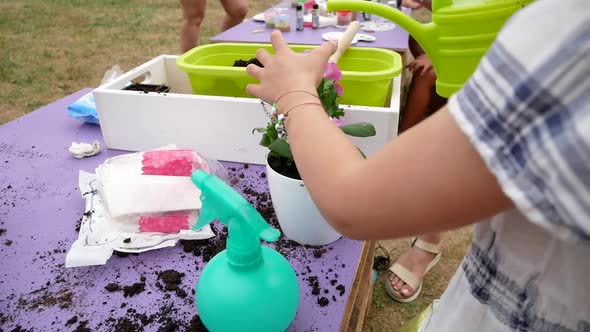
[188,315,208,332]
[103,280,145,297]
[113,251,140,258]
[113,317,143,332]
[74,217,82,232]
[0,228,6,236]
[156,269,189,299]
[159,270,184,285]
[122,282,145,297]
[313,248,328,258]
[336,284,346,296]
[232,58,264,68]
[65,315,78,326]
[317,297,329,307]
[100,303,191,331]
[179,227,228,263]
[267,154,301,180]
[23,288,74,310]
[307,276,320,296]
[122,84,170,94]
[73,320,91,332]
[105,283,121,292]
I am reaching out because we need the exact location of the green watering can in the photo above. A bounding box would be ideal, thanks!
[327,0,534,97]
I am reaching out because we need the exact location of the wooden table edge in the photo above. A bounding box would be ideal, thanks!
[339,240,377,332]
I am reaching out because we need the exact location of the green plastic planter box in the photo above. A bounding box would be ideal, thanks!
[176,43,402,107]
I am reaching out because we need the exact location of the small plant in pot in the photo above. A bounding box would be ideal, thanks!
[254,68,376,246]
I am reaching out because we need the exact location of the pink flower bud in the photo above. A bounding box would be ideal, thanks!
[324,64,342,81]
[334,83,343,97]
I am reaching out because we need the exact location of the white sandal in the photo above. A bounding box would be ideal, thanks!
[385,237,441,303]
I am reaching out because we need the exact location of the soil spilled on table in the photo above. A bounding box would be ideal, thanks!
[156,269,188,299]
[1,163,349,332]
[18,287,74,311]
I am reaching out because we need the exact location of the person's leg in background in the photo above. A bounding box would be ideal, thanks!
[219,0,249,32]
[387,37,446,303]
[387,234,441,301]
[180,0,207,53]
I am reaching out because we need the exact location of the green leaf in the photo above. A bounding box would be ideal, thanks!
[259,133,271,147]
[322,79,334,92]
[340,123,377,137]
[266,122,278,140]
[334,109,345,119]
[322,89,337,108]
[252,127,267,134]
[268,139,293,160]
[327,105,343,119]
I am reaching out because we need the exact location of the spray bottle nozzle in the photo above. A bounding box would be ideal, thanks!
[191,170,280,266]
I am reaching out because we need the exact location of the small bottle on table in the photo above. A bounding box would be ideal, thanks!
[363,0,372,21]
[296,5,304,31]
[312,4,320,29]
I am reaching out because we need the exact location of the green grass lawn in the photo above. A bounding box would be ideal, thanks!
[0,0,273,124]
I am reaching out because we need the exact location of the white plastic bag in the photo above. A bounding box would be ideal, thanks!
[65,146,227,268]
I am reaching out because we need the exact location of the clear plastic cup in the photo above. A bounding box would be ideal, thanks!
[264,10,277,29]
[275,13,291,32]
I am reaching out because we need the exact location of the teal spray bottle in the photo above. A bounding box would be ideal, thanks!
[190,170,299,332]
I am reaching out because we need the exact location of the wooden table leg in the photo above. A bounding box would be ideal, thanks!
[340,240,377,332]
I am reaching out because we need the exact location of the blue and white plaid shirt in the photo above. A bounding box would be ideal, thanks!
[424,0,590,330]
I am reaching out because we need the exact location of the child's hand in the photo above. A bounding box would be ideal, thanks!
[246,30,337,105]
[407,54,434,76]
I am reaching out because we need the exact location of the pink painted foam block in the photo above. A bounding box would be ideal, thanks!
[141,150,207,176]
[138,214,190,233]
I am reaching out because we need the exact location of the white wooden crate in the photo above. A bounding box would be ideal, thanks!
[93,55,400,165]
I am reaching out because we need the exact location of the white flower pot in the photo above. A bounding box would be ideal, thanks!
[266,158,342,246]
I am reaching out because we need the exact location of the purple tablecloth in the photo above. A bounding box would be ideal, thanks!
[211,1,410,51]
[0,89,364,331]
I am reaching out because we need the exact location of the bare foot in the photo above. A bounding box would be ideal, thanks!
[388,243,438,298]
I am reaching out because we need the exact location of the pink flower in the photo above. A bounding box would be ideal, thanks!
[334,83,343,97]
[330,116,345,127]
[324,64,342,82]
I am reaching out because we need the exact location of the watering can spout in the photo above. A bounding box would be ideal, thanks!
[327,0,436,57]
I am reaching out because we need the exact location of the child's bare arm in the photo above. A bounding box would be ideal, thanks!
[246,31,512,240]
[284,103,512,240]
